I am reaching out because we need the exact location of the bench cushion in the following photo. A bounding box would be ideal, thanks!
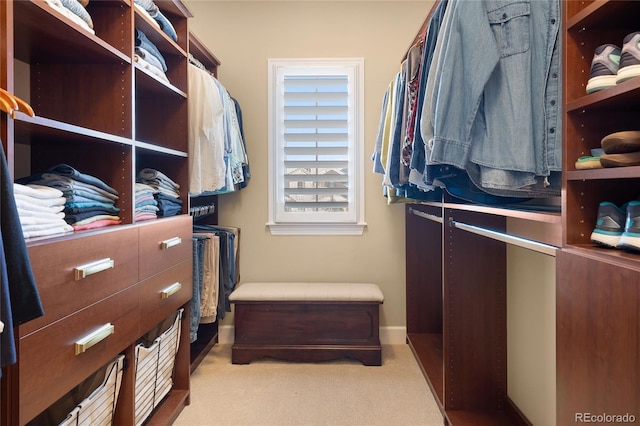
[229,282,384,303]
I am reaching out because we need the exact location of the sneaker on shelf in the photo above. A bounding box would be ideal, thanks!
[601,130,640,154]
[590,201,626,248]
[618,201,640,251]
[586,44,621,94]
[616,32,640,84]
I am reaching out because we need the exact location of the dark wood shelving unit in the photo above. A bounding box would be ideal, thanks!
[406,200,554,426]
[403,2,562,422]
[0,1,214,425]
[558,2,640,424]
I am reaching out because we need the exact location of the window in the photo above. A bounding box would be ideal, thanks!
[267,58,366,235]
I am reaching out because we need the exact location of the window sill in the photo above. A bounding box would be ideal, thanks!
[266,222,367,236]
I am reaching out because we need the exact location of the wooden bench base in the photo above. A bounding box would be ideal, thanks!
[231,301,382,366]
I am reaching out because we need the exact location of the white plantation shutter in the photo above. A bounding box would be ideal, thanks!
[283,75,349,212]
[268,59,365,235]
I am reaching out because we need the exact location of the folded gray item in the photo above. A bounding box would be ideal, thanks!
[60,0,93,28]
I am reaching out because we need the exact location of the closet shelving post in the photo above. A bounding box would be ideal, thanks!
[558,1,640,423]
[1,0,197,424]
[403,2,562,425]
[187,30,223,373]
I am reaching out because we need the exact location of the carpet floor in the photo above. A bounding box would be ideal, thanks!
[174,344,444,426]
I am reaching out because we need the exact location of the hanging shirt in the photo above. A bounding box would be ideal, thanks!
[188,64,227,195]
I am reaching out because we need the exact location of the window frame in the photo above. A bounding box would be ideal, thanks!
[267,58,366,236]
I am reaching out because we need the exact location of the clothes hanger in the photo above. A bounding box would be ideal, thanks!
[0,88,18,116]
[0,88,35,118]
[12,94,35,118]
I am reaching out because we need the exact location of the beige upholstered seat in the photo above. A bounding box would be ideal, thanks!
[229,282,384,303]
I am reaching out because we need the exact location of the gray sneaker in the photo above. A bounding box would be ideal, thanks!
[616,32,640,84]
[618,201,640,251]
[586,44,621,94]
[590,201,626,248]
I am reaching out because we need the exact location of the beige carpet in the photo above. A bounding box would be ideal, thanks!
[174,344,444,426]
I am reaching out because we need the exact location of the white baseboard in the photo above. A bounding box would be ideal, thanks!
[379,326,407,345]
[217,325,407,345]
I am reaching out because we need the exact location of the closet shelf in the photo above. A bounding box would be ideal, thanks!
[412,201,561,224]
[156,0,193,19]
[14,0,130,64]
[566,0,640,30]
[442,203,561,224]
[566,79,640,112]
[136,140,188,157]
[14,115,133,147]
[134,65,188,97]
[566,167,640,180]
[134,10,187,59]
[563,245,640,272]
[189,32,221,72]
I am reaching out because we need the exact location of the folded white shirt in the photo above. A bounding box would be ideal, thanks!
[21,224,73,239]
[14,192,66,207]
[14,183,64,199]
[14,197,65,214]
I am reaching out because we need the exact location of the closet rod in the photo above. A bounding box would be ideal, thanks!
[450,220,557,257]
[409,207,443,224]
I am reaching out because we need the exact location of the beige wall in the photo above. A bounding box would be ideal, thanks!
[507,223,557,425]
[185,0,434,328]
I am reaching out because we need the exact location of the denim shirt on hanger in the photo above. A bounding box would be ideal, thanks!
[422,0,561,197]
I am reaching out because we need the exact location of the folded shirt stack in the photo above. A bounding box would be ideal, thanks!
[137,168,182,217]
[18,164,121,232]
[44,0,95,34]
[13,183,72,239]
[133,0,178,42]
[135,183,160,222]
[134,29,169,82]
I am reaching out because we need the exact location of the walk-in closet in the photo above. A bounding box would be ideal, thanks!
[2,1,639,425]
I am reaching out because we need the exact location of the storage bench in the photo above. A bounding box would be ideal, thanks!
[229,282,384,366]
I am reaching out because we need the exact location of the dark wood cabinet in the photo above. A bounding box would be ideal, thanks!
[558,1,640,424]
[556,250,640,424]
[0,1,204,424]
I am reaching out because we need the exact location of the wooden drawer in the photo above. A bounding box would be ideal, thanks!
[138,259,192,334]
[20,227,139,336]
[138,215,192,280]
[17,285,140,425]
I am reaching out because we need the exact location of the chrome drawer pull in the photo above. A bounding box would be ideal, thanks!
[161,282,182,299]
[75,323,114,355]
[74,258,115,280]
[160,237,182,250]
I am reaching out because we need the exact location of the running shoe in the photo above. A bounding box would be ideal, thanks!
[618,201,640,251]
[590,201,626,248]
[616,32,640,84]
[586,44,621,94]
